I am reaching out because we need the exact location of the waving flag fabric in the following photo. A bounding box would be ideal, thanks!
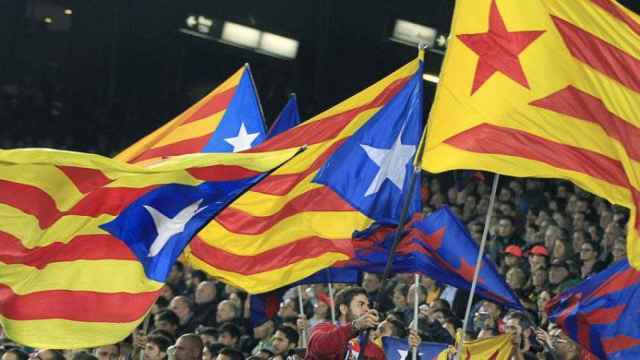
[184,54,424,293]
[0,147,297,348]
[267,93,301,139]
[437,334,513,360]
[347,207,523,310]
[422,0,640,268]
[116,64,266,165]
[382,337,448,360]
[547,259,640,359]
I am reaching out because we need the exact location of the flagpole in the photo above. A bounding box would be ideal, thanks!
[244,63,268,133]
[412,273,420,360]
[359,46,426,360]
[297,285,308,347]
[328,282,337,324]
[456,173,500,359]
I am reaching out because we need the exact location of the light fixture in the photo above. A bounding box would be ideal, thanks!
[43,17,53,24]
[423,73,440,84]
[64,9,72,15]
[391,19,437,47]
[258,32,299,59]
[221,21,261,48]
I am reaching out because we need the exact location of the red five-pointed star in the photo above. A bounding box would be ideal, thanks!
[457,0,545,94]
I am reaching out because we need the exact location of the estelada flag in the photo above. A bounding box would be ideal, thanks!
[184,54,425,293]
[437,334,514,360]
[115,64,266,165]
[422,0,640,268]
[0,147,297,348]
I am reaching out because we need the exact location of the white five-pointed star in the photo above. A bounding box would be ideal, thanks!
[144,199,208,257]
[360,129,416,197]
[397,350,409,360]
[224,122,260,152]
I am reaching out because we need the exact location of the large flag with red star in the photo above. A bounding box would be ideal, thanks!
[422,0,640,268]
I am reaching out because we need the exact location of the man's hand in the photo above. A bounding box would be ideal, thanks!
[408,328,421,348]
[352,309,379,331]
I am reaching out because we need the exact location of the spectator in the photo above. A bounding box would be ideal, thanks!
[612,239,627,262]
[361,273,393,312]
[29,350,64,360]
[144,334,172,360]
[548,259,580,295]
[271,326,298,357]
[173,334,203,360]
[196,326,218,347]
[194,281,218,327]
[169,296,198,336]
[527,245,549,272]
[251,320,275,356]
[305,286,385,359]
[93,345,119,360]
[1,349,28,360]
[71,352,97,360]
[218,323,242,349]
[501,245,524,274]
[154,310,180,338]
[579,241,606,279]
[215,348,244,360]
[217,300,238,325]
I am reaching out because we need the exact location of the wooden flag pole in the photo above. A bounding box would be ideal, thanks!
[412,273,420,360]
[328,282,337,324]
[456,173,500,360]
[297,286,308,347]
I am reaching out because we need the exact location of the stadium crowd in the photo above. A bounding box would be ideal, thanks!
[0,173,628,359]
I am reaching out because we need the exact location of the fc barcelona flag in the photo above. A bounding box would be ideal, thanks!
[422,0,640,268]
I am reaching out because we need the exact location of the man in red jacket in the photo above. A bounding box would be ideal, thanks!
[305,286,384,359]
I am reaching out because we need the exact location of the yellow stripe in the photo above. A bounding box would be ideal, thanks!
[545,0,640,58]
[423,144,633,208]
[151,111,225,148]
[0,165,83,212]
[114,66,244,163]
[302,58,420,125]
[186,251,349,294]
[0,204,114,249]
[1,260,163,295]
[199,211,371,255]
[231,180,323,216]
[0,313,147,349]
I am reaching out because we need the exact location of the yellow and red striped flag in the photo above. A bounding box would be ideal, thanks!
[0,147,298,348]
[183,55,424,293]
[115,64,266,165]
[437,334,514,360]
[422,0,640,268]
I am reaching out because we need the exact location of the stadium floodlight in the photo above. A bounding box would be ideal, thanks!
[423,73,440,84]
[391,19,437,47]
[258,32,299,59]
[221,21,261,48]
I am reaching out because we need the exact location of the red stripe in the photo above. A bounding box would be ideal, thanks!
[530,85,640,161]
[0,180,158,229]
[590,0,640,37]
[190,236,354,275]
[247,77,411,152]
[133,133,212,163]
[0,232,135,269]
[182,86,237,125]
[583,304,625,324]
[0,284,159,322]
[216,187,355,235]
[186,165,260,182]
[552,15,640,94]
[602,335,640,354]
[250,140,346,196]
[0,180,61,229]
[57,166,113,194]
[591,267,640,298]
[444,123,630,188]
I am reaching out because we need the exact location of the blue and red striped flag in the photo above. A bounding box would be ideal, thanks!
[345,207,523,310]
[547,259,640,359]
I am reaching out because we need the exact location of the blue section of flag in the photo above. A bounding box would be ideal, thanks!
[345,207,523,310]
[382,336,448,360]
[100,176,263,282]
[313,64,423,224]
[267,94,301,139]
[202,66,267,152]
[548,259,640,359]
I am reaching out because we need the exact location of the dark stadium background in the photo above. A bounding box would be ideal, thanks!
[1,0,638,155]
